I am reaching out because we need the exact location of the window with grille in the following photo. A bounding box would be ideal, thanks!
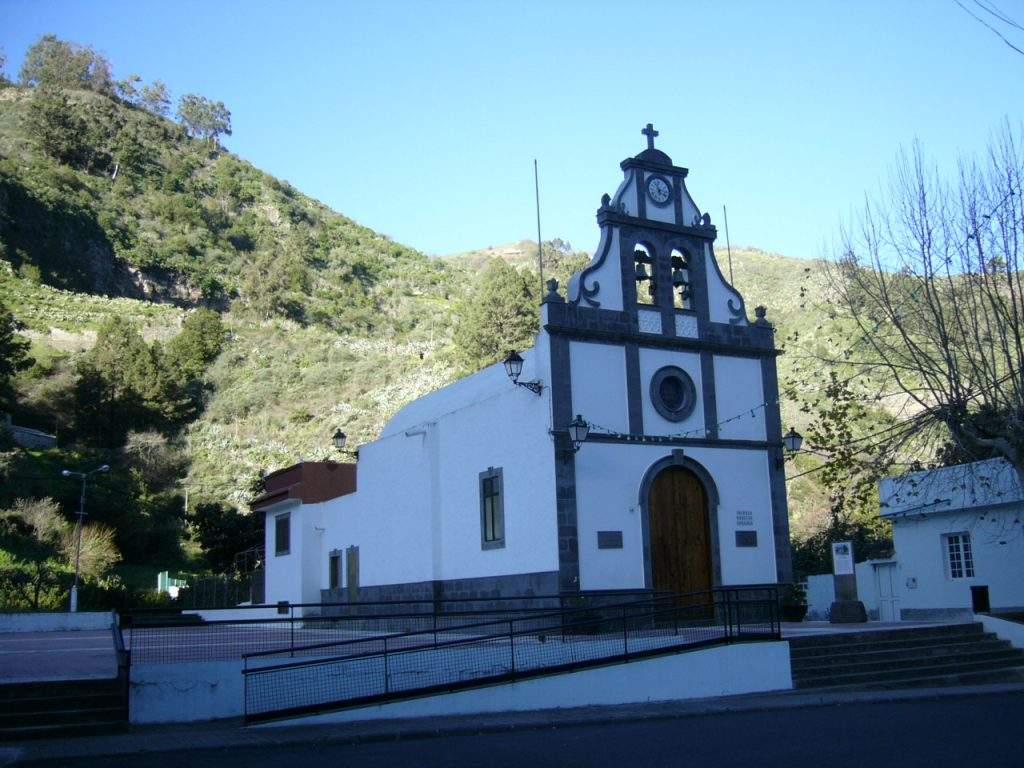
[274,513,290,556]
[945,533,974,579]
[479,467,505,550]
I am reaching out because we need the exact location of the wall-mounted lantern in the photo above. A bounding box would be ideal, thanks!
[503,350,543,395]
[782,427,804,453]
[332,428,358,459]
[567,414,590,453]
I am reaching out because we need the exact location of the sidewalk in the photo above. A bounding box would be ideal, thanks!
[3,681,1023,766]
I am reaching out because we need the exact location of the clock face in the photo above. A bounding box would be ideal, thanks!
[647,176,671,205]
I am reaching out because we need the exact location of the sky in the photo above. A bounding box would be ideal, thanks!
[2,1,1022,260]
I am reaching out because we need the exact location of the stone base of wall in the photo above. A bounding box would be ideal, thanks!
[320,570,562,613]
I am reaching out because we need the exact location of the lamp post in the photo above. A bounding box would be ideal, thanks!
[61,464,109,612]
[503,351,543,395]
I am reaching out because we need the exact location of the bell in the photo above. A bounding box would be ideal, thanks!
[634,262,648,281]
[672,269,686,287]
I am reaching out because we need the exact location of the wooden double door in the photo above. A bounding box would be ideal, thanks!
[648,466,713,596]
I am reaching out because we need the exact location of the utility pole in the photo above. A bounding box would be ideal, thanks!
[61,464,110,612]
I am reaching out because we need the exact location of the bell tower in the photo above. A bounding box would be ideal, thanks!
[546,126,792,592]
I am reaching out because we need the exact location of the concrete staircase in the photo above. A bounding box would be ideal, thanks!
[790,622,1024,690]
[0,677,127,741]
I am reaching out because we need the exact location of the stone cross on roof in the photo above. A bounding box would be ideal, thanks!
[642,122,659,150]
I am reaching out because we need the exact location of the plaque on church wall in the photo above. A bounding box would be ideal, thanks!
[597,530,624,549]
[736,510,754,527]
[735,530,758,548]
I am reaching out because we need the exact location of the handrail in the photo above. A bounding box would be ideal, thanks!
[245,595,747,674]
[240,588,736,661]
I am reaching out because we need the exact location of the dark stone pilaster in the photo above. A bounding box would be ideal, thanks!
[700,351,718,439]
[761,350,793,583]
[549,333,581,593]
[625,342,643,434]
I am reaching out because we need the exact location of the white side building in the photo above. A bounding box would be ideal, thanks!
[878,457,1024,620]
[260,128,792,607]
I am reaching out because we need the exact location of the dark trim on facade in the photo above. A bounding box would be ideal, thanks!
[572,226,614,308]
[597,209,715,240]
[625,342,643,435]
[700,351,719,440]
[634,168,647,219]
[545,323,778,359]
[583,432,780,451]
[549,334,581,592]
[672,175,684,225]
[637,451,722,589]
[760,351,793,583]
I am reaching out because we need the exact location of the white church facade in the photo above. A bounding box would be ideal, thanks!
[258,127,792,608]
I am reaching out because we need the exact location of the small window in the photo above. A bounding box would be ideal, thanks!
[480,467,505,550]
[945,533,974,579]
[633,245,657,306]
[649,365,697,422]
[274,513,290,556]
[329,551,341,589]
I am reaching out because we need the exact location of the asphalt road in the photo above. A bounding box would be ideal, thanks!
[31,692,1024,768]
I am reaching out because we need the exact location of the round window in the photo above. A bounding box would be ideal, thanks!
[650,366,696,422]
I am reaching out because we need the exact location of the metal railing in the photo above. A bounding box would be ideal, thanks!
[120,591,666,664]
[242,586,779,723]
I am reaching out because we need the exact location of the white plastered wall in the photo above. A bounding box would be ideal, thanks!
[318,341,559,591]
[704,242,747,325]
[574,442,777,590]
[570,342,629,433]
[713,355,766,441]
[638,347,704,437]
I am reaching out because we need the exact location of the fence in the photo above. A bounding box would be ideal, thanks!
[120,591,662,664]
[242,587,779,722]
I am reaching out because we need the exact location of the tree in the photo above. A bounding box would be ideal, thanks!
[188,502,262,573]
[0,300,32,413]
[165,309,226,382]
[138,80,171,117]
[822,127,1024,475]
[23,86,88,167]
[176,94,232,144]
[114,74,141,104]
[452,259,538,374]
[19,34,110,91]
[0,48,8,84]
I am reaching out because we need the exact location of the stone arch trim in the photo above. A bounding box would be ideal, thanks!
[638,450,722,590]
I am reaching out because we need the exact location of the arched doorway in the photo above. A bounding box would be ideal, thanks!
[647,466,713,595]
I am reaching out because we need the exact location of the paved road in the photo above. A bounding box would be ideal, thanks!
[29,692,1024,768]
[0,631,115,683]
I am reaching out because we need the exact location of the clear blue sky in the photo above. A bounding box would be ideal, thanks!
[2,1,1022,259]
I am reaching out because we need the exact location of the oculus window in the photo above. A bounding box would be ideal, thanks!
[945,533,974,579]
[274,513,290,556]
[480,467,505,550]
[650,366,697,422]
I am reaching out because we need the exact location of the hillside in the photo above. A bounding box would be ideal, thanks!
[0,67,875,591]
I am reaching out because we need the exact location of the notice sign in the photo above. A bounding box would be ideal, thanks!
[832,541,854,576]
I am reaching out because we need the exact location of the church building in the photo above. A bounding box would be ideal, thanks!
[258,126,793,608]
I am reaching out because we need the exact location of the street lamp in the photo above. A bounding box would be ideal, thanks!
[503,350,543,395]
[782,427,804,453]
[567,414,590,453]
[332,428,358,459]
[60,464,109,612]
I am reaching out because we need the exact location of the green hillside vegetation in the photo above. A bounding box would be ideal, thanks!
[0,34,896,608]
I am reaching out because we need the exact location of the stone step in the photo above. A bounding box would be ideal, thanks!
[793,647,1024,679]
[791,639,1017,669]
[0,678,120,701]
[0,720,128,742]
[0,705,124,728]
[794,655,1024,688]
[805,665,1024,691]
[789,632,993,660]
[788,623,982,650]
[0,691,122,712]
